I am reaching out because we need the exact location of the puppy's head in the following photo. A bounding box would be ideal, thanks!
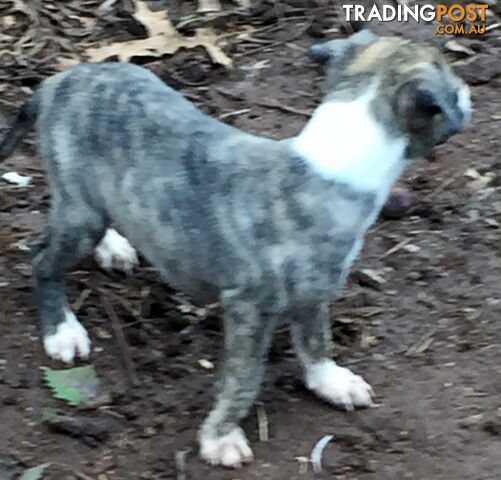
[310,30,471,159]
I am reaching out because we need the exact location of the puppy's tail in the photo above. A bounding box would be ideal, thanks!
[0,93,39,163]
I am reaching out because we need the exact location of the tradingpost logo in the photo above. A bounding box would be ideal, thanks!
[343,3,489,35]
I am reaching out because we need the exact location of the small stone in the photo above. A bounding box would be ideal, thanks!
[459,414,484,428]
[382,188,414,219]
[1,171,32,186]
[198,359,215,370]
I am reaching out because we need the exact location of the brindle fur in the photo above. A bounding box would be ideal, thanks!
[0,31,469,450]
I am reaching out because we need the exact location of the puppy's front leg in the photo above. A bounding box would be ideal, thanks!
[290,302,374,410]
[199,287,279,468]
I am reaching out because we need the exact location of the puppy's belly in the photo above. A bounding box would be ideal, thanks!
[159,273,220,305]
[111,216,221,304]
[140,240,221,303]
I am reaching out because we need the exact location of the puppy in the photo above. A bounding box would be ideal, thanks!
[0,30,470,468]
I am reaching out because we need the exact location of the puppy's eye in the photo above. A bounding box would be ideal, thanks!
[423,103,442,116]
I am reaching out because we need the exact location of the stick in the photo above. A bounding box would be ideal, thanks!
[101,294,140,388]
[218,108,251,120]
[256,99,311,117]
[311,435,333,474]
[175,449,190,480]
[486,22,501,32]
[257,404,269,442]
[379,238,412,260]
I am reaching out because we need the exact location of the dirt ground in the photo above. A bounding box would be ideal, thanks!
[1,1,501,479]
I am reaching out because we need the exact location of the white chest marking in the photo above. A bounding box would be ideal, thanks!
[293,91,407,199]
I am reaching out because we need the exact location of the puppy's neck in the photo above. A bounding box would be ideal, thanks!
[292,90,408,199]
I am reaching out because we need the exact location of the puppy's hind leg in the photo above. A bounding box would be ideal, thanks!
[94,228,138,273]
[290,302,374,411]
[199,287,279,468]
[31,202,107,363]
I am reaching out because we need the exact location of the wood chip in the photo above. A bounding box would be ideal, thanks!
[403,244,421,253]
[295,456,310,474]
[353,269,386,290]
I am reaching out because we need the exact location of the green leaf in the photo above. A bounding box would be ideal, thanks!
[44,366,99,406]
[18,463,50,480]
[41,407,58,422]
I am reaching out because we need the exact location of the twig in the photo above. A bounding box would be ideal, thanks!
[257,404,269,441]
[72,288,92,314]
[175,8,249,30]
[101,294,140,388]
[96,0,118,14]
[218,108,251,120]
[424,169,464,200]
[311,435,333,474]
[235,18,314,58]
[74,471,96,480]
[213,86,241,100]
[175,449,191,480]
[99,286,143,323]
[52,462,95,480]
[256,99,310,117]
[405,328,437,357]
[379,238,412,260]
[486,22,501,32]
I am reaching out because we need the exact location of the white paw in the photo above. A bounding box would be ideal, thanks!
[199,427,254,468]
[94,229,138,273]
[306,360,374,410]
[43,309,91,363]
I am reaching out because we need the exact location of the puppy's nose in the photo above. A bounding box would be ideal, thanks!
[449,123,461,136]
[448,109,466,136]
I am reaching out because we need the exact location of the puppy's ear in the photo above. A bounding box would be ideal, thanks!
[308,29,377,64]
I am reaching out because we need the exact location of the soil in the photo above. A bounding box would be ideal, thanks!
[1,2,501,479]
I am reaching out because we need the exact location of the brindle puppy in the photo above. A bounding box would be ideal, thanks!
[0,30,470,468]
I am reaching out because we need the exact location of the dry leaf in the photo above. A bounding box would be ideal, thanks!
[58,56,79,69]
[79,16,96,30]
[197,0,222,13]
[85,0,233,68]
[2,15,16,28]
[133,0,172,37]
[403,244,421,253]
[445,40,475,56]
[485,218,500,228]
[464,167,481,180]
[234,0,251,8]
[464,168,496,190]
